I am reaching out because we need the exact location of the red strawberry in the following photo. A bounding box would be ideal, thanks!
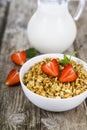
[41,59,59,77]
[6,68,20,86]
[11,50,26,66]
[59,64,78,83]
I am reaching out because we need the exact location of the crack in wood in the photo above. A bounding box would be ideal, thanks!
[0,1,10,52]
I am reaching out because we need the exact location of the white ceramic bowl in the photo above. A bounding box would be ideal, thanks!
[20,53,87,112]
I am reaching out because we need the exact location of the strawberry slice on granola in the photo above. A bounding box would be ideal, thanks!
[59,64,78,83]
[41,59,59,77]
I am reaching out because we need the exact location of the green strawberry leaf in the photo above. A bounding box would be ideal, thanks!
[59,54,70,65]
[25,48,38,58]
[59,51,77,66]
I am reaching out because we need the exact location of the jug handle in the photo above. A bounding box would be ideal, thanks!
[73,0,85,21]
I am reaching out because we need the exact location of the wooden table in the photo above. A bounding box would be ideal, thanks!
[0,0,87,130]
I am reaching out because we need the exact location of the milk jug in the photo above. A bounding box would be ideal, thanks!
[27,0,85,53]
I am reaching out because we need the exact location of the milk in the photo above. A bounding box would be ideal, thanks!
[27,2,77,53]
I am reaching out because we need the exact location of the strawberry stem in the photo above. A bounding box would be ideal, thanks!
[59,51,78,66]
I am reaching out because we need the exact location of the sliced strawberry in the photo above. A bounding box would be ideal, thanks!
[6,68,20,86]
[41,59,59,77]
[59,64,78,83]
[11,50,26,66]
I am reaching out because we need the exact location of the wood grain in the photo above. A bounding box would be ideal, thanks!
[0,0,87,130]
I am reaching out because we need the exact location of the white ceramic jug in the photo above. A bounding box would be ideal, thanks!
[27,0,85,53]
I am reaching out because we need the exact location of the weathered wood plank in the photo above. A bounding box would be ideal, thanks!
[1,0,37,53]
[0,1,10,129]
[0,0,9,50]
[74,3,87,61]
[0,0,40,130]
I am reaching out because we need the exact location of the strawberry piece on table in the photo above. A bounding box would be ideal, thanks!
[11,50,26,66]
[59,64,78,83]
[6,68,20,86]
[41,59,59,77]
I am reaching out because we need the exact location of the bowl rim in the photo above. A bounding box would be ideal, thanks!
[20,53,87,100]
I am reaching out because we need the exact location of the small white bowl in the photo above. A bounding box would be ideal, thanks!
[20,53,87,112]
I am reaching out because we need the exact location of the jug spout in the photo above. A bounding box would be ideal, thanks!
[38,0,68,15]
[38,0,68,4]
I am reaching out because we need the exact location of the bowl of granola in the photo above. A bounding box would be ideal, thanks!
[20,53,87,112]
